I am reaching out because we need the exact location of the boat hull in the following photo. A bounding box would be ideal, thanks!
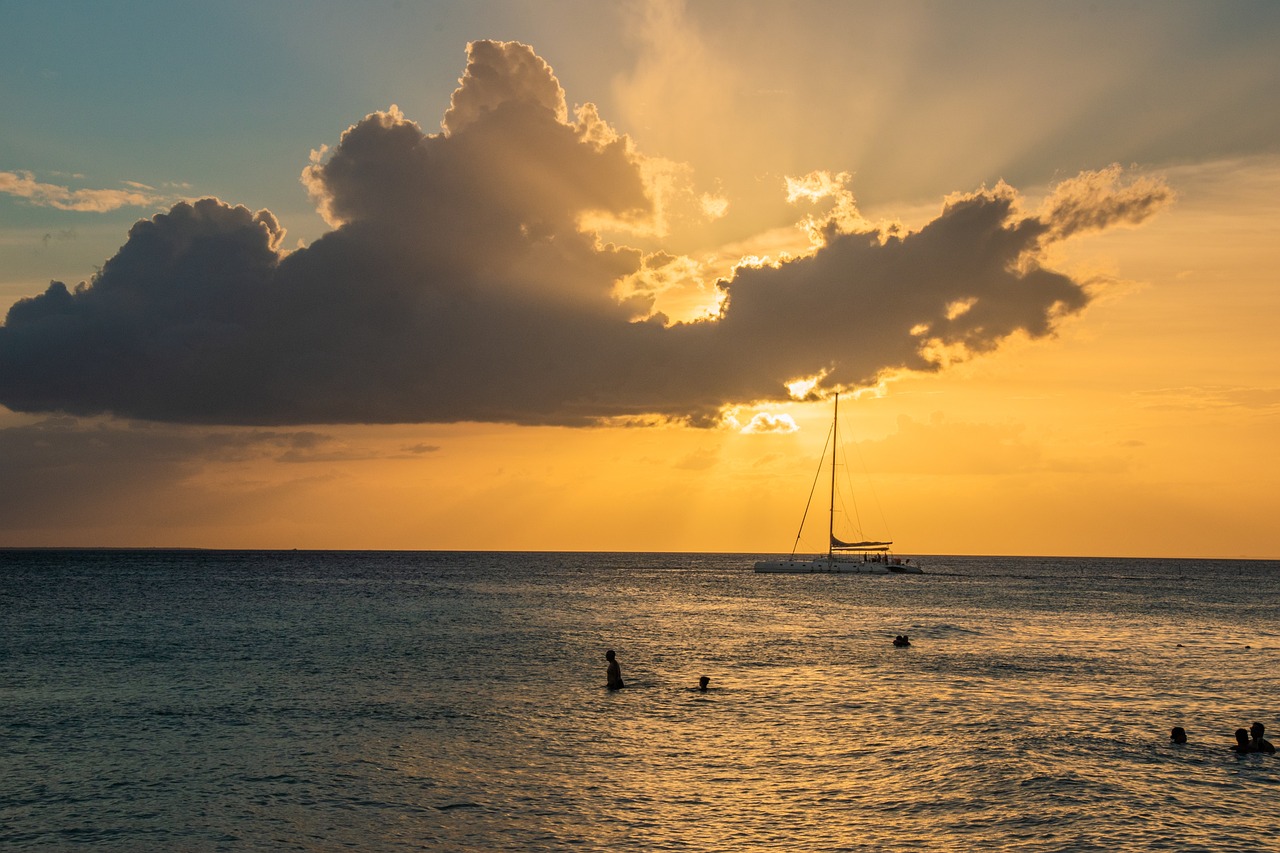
[754,559,922,574]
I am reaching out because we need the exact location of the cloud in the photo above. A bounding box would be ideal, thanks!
[673,447,718,470]
[41,229,78,247]
[0,416,347,530]
[740,412,798,434]
[1041,164,1175,240]
[403,443,442,455]
[442,39,569,133]
[0,170,167,212]
[0,40,1172,428]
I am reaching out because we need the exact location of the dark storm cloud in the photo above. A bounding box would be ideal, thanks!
[0,41,1173,428]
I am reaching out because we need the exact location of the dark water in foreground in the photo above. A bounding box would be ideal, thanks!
[1,551,1277,851]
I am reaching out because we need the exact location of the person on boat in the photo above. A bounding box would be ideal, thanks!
[1250,722,1275,754]
[1234,728,1254,753]
[605,649,625,691]
[1170,726,1187,744]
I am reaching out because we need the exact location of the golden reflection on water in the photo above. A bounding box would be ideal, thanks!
[404,557,1278,851]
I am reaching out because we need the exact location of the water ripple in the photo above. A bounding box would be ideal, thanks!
[1,551,1277,850]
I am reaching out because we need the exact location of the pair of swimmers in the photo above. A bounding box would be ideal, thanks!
[1233,722,1275,754]
[604,649,710,692]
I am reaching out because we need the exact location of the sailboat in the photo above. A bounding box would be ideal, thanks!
[754,393,922,574]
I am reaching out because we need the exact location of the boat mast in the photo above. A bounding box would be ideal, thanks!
[828,392,838,561]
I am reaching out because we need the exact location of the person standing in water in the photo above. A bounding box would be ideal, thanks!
[605,649,625,691]
[1250,722,1275,754]
[1234,728,1254,754]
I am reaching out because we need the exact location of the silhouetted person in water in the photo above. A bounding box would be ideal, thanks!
[893,635,910,647]
[698,676,710,692]
[1170,726,1187,744]
[1234,728,1254,754]
[1250,722,1276,754]
[605,649,625,691]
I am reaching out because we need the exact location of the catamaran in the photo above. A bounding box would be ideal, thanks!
[754,393,922,574]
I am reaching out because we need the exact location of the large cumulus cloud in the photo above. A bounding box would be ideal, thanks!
[0,40,1172,427]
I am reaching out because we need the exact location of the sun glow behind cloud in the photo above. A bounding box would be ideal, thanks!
[2,0,1278,556]
[0,39,1172,432]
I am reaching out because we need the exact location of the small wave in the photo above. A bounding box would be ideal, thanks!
[916,623,984,637]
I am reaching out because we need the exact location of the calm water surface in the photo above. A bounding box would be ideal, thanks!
[2,551,1277,851]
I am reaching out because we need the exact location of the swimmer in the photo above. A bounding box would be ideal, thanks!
[698,676,710,692]
[605,649,625,691]
[1250,722,1275,754]
[1234,728,1253,754]
[1170,726,1187,745]
[893,635,910,647]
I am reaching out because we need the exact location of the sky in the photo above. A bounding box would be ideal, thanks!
[2,0,1279,557]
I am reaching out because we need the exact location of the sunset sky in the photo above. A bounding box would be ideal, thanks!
[2,0,1278,557]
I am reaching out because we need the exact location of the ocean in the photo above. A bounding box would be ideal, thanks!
[1,550,1276,851]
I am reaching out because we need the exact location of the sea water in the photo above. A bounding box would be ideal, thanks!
[1,550,1276,851]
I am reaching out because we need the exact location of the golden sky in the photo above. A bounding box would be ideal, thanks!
[1,1,1278,557]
